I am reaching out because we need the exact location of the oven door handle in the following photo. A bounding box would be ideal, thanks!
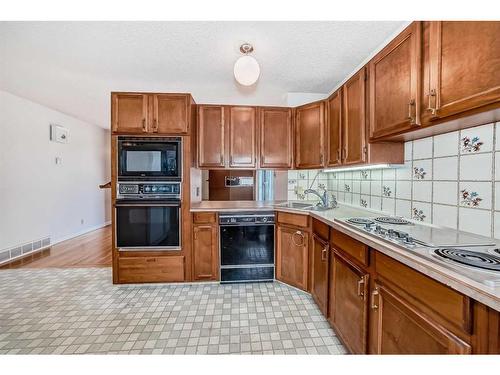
[115,202,181,207]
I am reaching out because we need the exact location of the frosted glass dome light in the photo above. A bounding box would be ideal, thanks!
[233,43,260,86]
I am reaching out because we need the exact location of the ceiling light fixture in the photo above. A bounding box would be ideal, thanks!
[233,43,260,86]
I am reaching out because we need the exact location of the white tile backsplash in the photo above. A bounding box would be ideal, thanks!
[293,122,500,239]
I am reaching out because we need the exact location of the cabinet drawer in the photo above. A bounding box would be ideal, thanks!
[312,218,330,240]
[118,256,185,283]
[330,228,369,267]
[374,252,471,334]
[277,211,309,228]
[193,212,217,224]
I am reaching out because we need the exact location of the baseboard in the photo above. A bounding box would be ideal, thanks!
[51,221,111,246]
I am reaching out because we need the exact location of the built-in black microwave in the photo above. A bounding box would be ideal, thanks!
[118,136,182,181]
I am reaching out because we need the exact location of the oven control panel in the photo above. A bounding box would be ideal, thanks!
[117,182,180,199]
[219,212,275,225]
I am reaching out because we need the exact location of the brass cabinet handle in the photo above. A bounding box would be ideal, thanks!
[371,288,380,309]
[407,99,416,125]
[357,278,365,298]
[292,231,305,247]
[427,89,437,116]
[321,245,329,261]
[142,118,147,132]
[153,118,158,132]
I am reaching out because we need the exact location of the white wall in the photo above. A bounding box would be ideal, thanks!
[0,90,111,250]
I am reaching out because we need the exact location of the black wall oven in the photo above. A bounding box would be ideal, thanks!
[115,182,181,250]
[118,136,181,181]
[219,212,275,283]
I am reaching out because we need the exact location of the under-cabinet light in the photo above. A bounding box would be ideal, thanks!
[321,163,404,173]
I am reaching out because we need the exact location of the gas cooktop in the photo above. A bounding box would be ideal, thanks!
[338,216,500,287]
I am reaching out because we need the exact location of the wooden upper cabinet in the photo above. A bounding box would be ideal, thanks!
[369,283,471,354]
[295,101,325,169]
[329,252,369,354]
[326,90,342,167]
[369,22,422,140]
[112,93,149,133]
[193,224,218,281]
[311,234,330,316]
[228,106,257,168]
[276,225,309,291]
[426,21,500,120]
[260,107,293,169]
[342,68,367,165]
[152,94,189,134]
[198,105,225,168]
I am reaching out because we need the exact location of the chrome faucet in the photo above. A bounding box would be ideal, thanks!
[304,189,329,208]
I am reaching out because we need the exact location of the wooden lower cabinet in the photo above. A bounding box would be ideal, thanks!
[276,224,309,291]
[369,282,471,354]
[118,255,185,283]
[193,224,218,281]
[311,233,329,315]
[328,251,369,354]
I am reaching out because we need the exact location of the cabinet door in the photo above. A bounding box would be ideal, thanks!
[369,283,471,354]
[276,225,309,291]
[111,93,149,134]
[326,90,342,167]
[295,102,325,169]
[153,94,189,134]
[369,22,422,140]
[260,107,293,168]
[311,234,329,316]
[229,106,257,168]
[342,69,366,165]
[328,252,369,354]
[427,21,500,120]
[193,224,218,281]
[198,106,225,167]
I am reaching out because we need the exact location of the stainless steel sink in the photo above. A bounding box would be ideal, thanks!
[274,202,314,209]
[274,202,331,212]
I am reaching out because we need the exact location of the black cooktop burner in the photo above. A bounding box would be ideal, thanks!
[374,216,410,225]
[434,248,500,271]
[347,218,375,225]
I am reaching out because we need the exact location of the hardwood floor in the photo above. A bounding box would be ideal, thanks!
[0,226,112,269]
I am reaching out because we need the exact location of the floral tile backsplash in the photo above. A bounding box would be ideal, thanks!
[287,122,500,239]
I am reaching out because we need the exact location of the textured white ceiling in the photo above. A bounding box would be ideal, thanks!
[0,21,407,128]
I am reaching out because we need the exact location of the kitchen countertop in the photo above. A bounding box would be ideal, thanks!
[190,200,500,311]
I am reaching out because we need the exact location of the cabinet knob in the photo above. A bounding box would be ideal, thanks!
[407,99,416,125]
[427,89,437,116]
[371,288,380,309]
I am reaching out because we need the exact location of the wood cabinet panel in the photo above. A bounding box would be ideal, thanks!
[369,22,422,140]
[311,234,329,315]
[277,211,309,228]
[276,225,309,291]
[370,283,471,354]
[198,105,225,167]
[375,252,471,334]
[329,252,369,354]
[295,101,325,169]
[193,224,218,281]
[330,228,369,267]
[229,106,256,168]
[260,107,293,168]
[118,256,185,283]
[342,68,366,165]
[427,21,500,120]
[153,94,189,134]
[326,90,342,167]
[193,212,217,224]
[112,93,149,133]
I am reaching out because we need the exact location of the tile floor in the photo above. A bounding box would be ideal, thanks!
[0,268,345,355]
